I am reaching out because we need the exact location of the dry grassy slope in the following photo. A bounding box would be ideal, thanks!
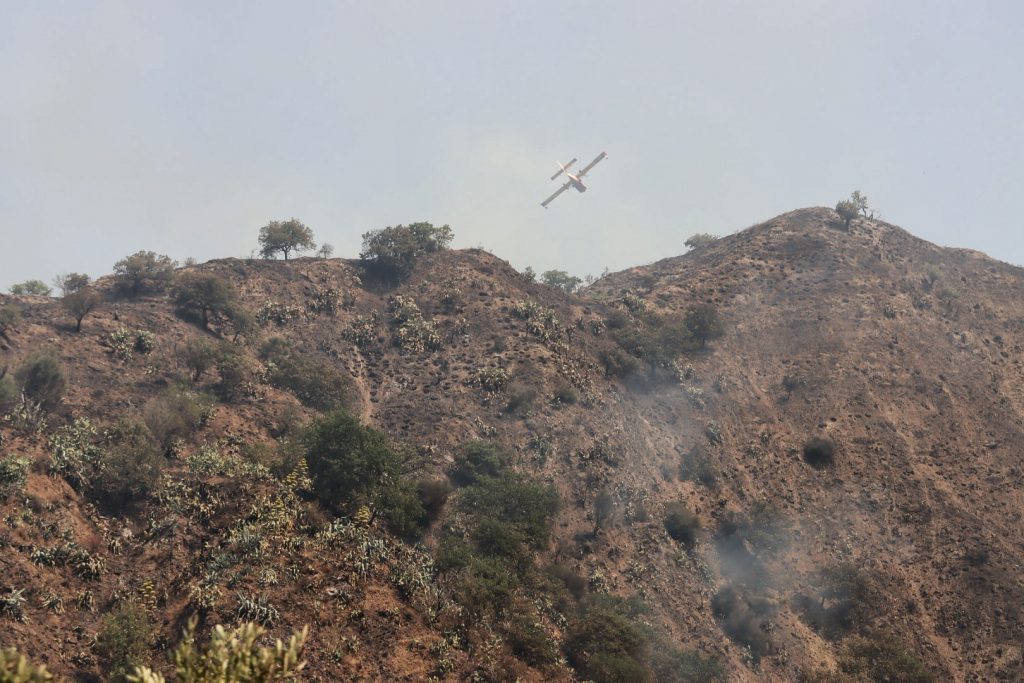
[587,207,1024,681]
[0,207,1021,681]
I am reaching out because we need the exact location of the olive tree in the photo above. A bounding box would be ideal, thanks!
[63,286,101,332]
[173,273,239,329]
[9,280,51,296]
[684,303,723,348]
[113,251,176,297]
[258,219,316,260]
[685,233,719,250]
[540,270,583,294]
[360,222,453,282]
[53,272,91,296]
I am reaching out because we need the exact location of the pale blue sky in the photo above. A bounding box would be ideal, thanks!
[2,1,1022,289]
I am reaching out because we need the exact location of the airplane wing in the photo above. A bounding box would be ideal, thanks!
[541,181,573,209]
[550,157,578,181]
[577,151,608,178]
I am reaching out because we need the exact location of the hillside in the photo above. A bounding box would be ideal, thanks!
[1,208,1022,681]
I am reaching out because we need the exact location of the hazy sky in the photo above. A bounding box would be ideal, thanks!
[2,1,1022,290]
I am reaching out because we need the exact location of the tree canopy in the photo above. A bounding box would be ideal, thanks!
[9,280,52,296]
[258,219,316,260]
[360,222,453,282]
[114,251,176,297]
[540,270,583,294]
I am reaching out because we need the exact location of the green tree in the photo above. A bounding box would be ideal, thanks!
[113,251,176,297]
[258,219,316,260]
[173,273,239,329]
[316,243,334,259]
[540,270,583,293]
[850,190,870,217]
[9,280,51,296]
[96,603,153,682]
[360,222,454,282]
[835,199,858,230]
[304,412,421,529]
[15,350,66,411]
[684,233,719,250]
[62,286,101,332]
[52,272,91,296]
[683,303,723,348]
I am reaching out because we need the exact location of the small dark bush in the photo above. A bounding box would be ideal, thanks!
[376,477,426,538]
[472,517,532,571]
[178,337,219,383]
[600,347,641,379]
[0,373,18,413]
[546,563,588,602]
[96,602,152,682]
[803,437,836,468]
[173,273,240,329]
[143,389,211,451]
[664,502,700,548]
[451,441,511,485]
[214,344,249,400]
[0,304,21,340]
[415,477,452,521]
[504,382,538,416]
[15,350,66,412]
[552,381,579,405]
[683,303,723,348]
[679,445,717,488]
[711,587,773,663]
[795,563,877,640]
[604,310,630,330]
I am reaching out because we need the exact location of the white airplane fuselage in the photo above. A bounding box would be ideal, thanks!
[567,175,587,192]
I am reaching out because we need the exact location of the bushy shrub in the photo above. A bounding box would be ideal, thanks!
[114,251,175,297]
[264,351,351,412]
[461,472,559,550]
[600,347,641,379]
[415,478,452,522]
[0,373,18,414]
[360,222,453,283]
[551,380,578,405]
[214,344,249,401]
[540,270,583,294]
[92,421,164,512]
[504,382,538,416]
[684,233,719,250]
[651,648,726,682]
[679,445,717,488]
[803,437,836,468]
[128,618,307,683]
[453,555,520,618]
[0,456,31,501]
[451,441,512,485]
[565,598,651,683]
[663,502,700,548]
[96,603,153,682]
[0,647,54,681]
[14,350,66,412]
[8,280,51,296]
[504,608,558,666]
[0,304,21,340]
[52,272,91,296]
[835,200,858,230]
[143,389,211,451]
[304,411,423,534]
[130,620,306,683]
[173,273,240,329]
[683,303,723,348]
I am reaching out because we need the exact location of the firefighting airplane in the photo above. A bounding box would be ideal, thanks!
[541,151,608,208]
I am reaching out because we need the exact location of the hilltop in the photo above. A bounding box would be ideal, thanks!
[1,208,1022,682]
